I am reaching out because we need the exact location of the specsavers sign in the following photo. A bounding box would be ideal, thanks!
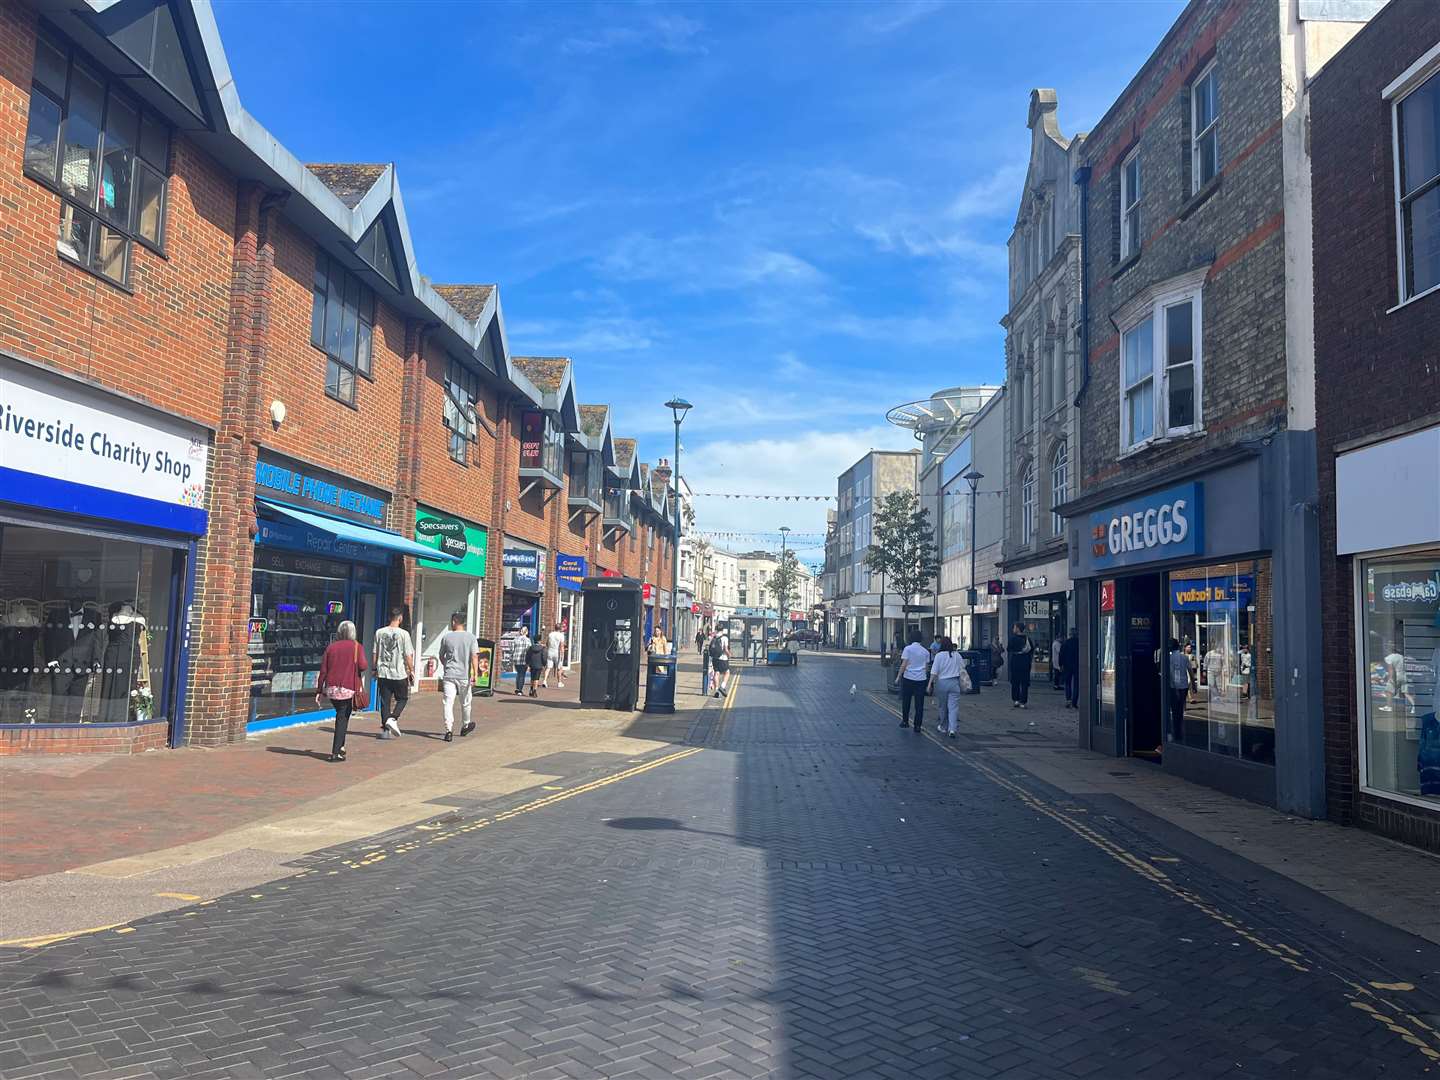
[0,358,208,534]
[415,507,487,576]
[1089,482,1203,570]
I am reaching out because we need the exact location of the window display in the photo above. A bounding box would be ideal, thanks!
[1168,559,1273,765]
[0,523,179,725]
[1097,580,1116,728]
[1360,555,1440,804]
[249,550,348,722]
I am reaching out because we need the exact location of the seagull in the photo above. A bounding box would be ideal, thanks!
[849,684,857,699]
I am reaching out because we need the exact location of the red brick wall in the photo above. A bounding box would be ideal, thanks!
[0,1,234,427]
[0,718,169,756]
[1310,0,1440,853]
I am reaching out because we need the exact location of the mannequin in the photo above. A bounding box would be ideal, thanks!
[45,596,101,721]
[0,601,42,721]
[99,602,145,723]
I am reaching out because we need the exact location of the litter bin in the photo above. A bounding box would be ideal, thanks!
[961,649,990,693]
[644,653,677,714]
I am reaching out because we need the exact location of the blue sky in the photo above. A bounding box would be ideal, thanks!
[212,0,1184,564]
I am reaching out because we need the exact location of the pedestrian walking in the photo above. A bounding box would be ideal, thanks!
[709,629,732,698]
[1051,635,1063,689]
[695,628,706,656]
[1059,627,1080,708]
[372,607,414,739]
[511,625,533,696]
[438,612,479,742]
[524,636,547,698]
[893,628,930,732]
[1006,622,1033,708]
[1167,637,1191,741]
[928,636,970,738]
[542,622,566,689]
[989,637,1005,685]
[648,628,671,655]
[316,621,367,763]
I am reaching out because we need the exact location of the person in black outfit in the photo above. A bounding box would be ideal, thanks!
[1058,627,1080,709]
[1007,622,1033,708]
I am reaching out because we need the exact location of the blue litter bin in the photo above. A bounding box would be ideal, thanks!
[644,654,677,714]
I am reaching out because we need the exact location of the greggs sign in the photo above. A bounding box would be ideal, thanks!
[1089,482,1204,570]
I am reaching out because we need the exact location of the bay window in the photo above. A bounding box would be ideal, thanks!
[24,30,170,287]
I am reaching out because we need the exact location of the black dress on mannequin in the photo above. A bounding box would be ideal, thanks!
[99,605,142,723]
[46,602,101,721]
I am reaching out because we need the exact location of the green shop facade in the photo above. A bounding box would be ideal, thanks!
[412,505,488,682]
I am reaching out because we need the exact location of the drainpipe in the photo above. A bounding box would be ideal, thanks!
[1072,165,1092,408]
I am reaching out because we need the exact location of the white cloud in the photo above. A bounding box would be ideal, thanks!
[507,315,658,354]
[561,11,707,56]
[858,0,946,35]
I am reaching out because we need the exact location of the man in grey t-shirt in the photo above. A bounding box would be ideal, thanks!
[438,612,479,742]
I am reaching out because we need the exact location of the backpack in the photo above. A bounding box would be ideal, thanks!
[709,635,727,660]
[526,642,548,668]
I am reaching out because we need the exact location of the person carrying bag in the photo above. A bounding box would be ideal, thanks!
[317,621,368,763]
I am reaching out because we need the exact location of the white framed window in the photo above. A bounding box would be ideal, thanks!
[1191,60,1219,193]
[1020,465,1035,545]
[1117,270,1206,451]
[1120,148,1141,259]
[1391,64,1440,302]
[1050,441,1068,536]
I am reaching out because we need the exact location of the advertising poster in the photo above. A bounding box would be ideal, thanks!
[473,639,495,695]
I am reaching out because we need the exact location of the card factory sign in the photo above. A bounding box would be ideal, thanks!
[1089,482,1204,570]
[1,358,208,533]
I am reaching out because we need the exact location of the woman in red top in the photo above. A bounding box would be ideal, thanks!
[317,621,367,762]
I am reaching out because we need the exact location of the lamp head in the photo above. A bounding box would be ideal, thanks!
[963,468,984,489]
[665,397,693,424]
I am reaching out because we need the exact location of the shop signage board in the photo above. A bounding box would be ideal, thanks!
[414,507,486,576]
[255,517,390,565]
[1089,482,1204,570]
[254,452,387,525]
[556,554,588,591]
[519,410,544,469]
[1,357,208,534]
[504,547,541,591]
[1170,574,1254,611]
[1021,575,1048,591]
[472,639,495,695]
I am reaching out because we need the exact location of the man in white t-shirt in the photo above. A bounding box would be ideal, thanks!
[893,629,931,732]
[372,607,415,739]
[542,622,567,689]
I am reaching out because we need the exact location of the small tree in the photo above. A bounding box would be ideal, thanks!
[766,549,802,632]
[867,490,940,645]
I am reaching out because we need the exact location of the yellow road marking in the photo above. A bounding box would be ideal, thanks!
[153,892,200,901]
[113,927,135,935]
[862,689,1440,1065]
[723,671,741,710]
[0,923,124,949]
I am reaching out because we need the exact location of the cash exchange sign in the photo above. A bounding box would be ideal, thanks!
[1089,482,1204,571]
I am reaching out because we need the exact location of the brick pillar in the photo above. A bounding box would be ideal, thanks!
[187,183,273,746]
[389,320,428,626]
[487,398,512,644]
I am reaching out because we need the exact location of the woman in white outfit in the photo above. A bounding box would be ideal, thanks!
[928,636,969,739]
[542,622,566,688]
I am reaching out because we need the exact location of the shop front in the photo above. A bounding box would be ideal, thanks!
[500,539,546,663]
[1335,425,1440,820]
[249,453,452,732]
[412,506,487,683]
[1005,560,1072,685]
[556,553,587,667]
[0,357,208,751]
[1069,441,1322,814]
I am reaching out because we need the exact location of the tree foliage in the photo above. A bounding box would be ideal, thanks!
[865,490,940,627]
[766,549,802,619]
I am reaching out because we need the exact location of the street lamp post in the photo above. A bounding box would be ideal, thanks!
[665,397,692,645]
[964,468,984,651]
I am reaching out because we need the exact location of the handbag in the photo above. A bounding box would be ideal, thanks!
[351,641,370,710]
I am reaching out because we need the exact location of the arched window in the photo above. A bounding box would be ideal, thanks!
[1051,441,1069,536]
[1021,464,1035,546]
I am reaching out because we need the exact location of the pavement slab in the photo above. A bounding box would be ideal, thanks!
[0,653,1437,1078]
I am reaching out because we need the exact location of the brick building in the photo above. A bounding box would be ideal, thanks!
[1057,0,1379,816]
[0,0,675,753]
[1309,0,1440,852]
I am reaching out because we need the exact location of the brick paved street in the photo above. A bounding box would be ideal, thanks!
[2,654,1439,1078]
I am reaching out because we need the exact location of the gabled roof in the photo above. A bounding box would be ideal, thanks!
[306,163,387,208]
[38,0,516,390]
[577,405,616,466]
[511,357,580,432]
[512,357,568,393]
[612,438,643,490]
[433,285,496,322]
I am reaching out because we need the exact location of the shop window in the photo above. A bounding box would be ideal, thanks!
[1120,149,1141,259]
[1050,442,1068,537]
[249,555,349,722]
[443,356,480,466]
[1097,580,1116,729]
[1393,64,1440,301]
[1358,554,1440,805]
[311,251,375,406]
[1191,61,1219,193]
[24,31,171,286]
[1168,559,1273,765]
[0,523,180,725]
